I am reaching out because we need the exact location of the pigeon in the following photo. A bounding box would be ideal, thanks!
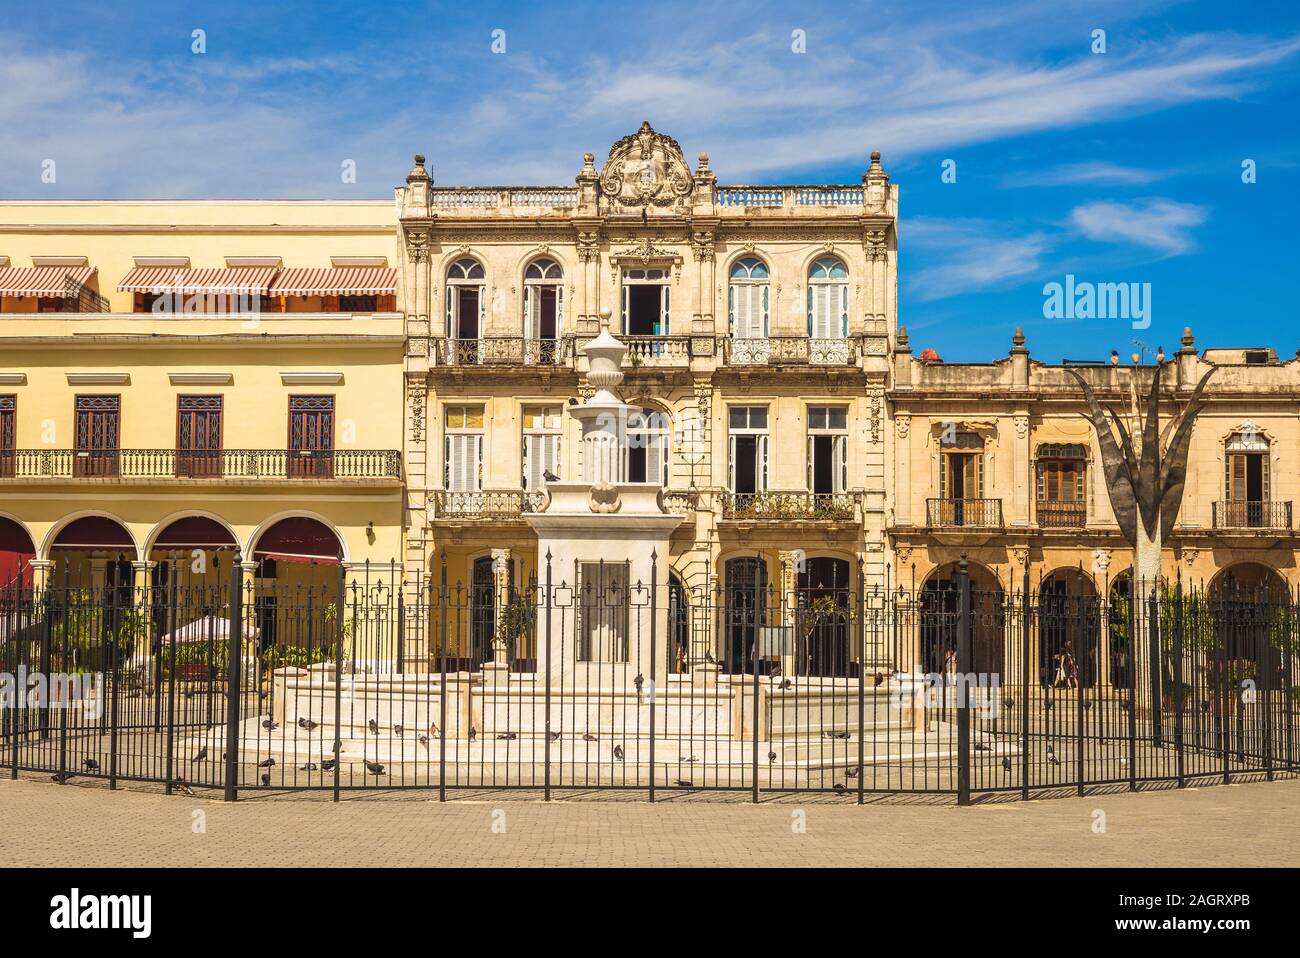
[418,734,429,747]
[298,717,319,731]
[262,719,279,731]
[368,719,380,735]
[634,673,644,695]
[832,783,848,794]
[680,755,697,763]
[674,779,694,788]
[873,672,884,687]
[1045,744,1055,755]
[1004,697,1015,708]
[768,751,777,764]
[613,745,624,760]
[260,772,271,786]
[1001,757,1012,772]
[704,651,717,665]
[1048,754,1061,767]
[366,761,386,776]
[393,724,404,735]
[192,747,208,763]
[547,731,561,741]
[582,732,598,742]
[468,726,477,741]
[429,722,441,737]
[974,742,990,752]
[83,758,100,771]
[497,732,518,740]
[778,679,793,691]
[846,766,860,778]
[300,763,318,771]
[322,759,336,772]
[542,468,561,483]
[257,758,276,768]
[173,779,194,797]
[1044,700,1055,711]
[51,772,73,784]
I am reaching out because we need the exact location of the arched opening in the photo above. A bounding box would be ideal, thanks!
[1107,570,1134,688]
[250,517,344,652]
[1209,563,1290,693]
[49,516,136,590]
[446,257,486,364]
[727,256,770,363]
[0,517,35,588]
[1037,568,1100,688]
[920,562,1004,676]
[523,257,563,364]
[796,557,852,677]
[724,557,769,674]
[48,516,137,666]
[148,516,240,640]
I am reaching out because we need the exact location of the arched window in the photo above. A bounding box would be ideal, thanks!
[627,406,669,486]
[728,257,770,363]
[807,256,848,343]
[523,257,563,364]
[445,258,485,364]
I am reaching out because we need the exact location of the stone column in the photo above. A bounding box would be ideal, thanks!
[29,559,53,592]
[894,415,912,525]
[778,550,800,676]
[1012,412,1030,527]
[130,560,155,657]
[490,547,512,669]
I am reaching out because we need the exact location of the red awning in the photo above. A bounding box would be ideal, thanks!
[0,266,97,296]
[117,266,278,295]
[51,516,134,550]
[253,517,342,563]
[152,516,237,549]
[269,267,396,297]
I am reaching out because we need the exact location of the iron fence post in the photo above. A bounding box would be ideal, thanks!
[109,579,121,791]
[649,551,657,804]
[1220,608,1231,786]
[1263,600,1273,782]
[439,552,448,803]
[222,550,243,802]
[1149,583,1162,747]
[857,558,865,805]
[1076,567,1085,797]
[956,553,971,806]
[396,590,405,675]
[56,573,68,784]
[333,562,344,803]
[1173,578,1185,788]
[751,563,761,806]
[1127,581,1138,792]
[1020,563,1030,800]
[164,562,178,795]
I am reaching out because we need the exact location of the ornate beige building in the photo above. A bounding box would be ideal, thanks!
[395,122,897,670]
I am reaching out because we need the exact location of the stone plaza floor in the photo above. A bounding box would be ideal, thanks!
[2,771,1296,867]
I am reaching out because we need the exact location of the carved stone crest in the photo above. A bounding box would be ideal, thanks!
[590,483,622,514]
[600,121,693,210]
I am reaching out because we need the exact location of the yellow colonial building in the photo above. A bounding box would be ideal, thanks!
[0,200,405,613]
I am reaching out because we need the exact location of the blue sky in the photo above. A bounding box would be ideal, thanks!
[2,0,1298,361]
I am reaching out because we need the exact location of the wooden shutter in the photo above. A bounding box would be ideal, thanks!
[646,431,664,487]
[835,434,847,493]
[661,285,670,335]
[446,284,456,339]
[758,434,769,491]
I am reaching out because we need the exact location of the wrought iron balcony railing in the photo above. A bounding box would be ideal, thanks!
[434,336,572,367]
[721,491,860,521]
[433,489,545,518]
[0,449,401,480]
[720,336,859,366]
[926,498,1003,528]
[1213,500,1293,530]
[1037,499,1088,529]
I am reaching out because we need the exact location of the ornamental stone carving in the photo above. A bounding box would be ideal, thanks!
[896,416,910,439]
[599,121,694,211]
[405,227,431,263]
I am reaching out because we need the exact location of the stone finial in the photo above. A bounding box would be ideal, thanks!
[1181,326,1195,349]
[696,152,712,174]
[1012,326,1026,348]
[896,325,909,348]
[581,152,596,174]
[406,153,431,184]
[863,150,889,185]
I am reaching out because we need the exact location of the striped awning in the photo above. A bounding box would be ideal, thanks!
[0,266,97,296]
[269,267,396,297]
[117,266,278,295]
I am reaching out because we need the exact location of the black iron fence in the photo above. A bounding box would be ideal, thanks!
[0,449,401,480]
[2,555,1295,803]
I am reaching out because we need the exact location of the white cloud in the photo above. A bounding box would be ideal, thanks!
[907,217,1052,300]
[1069,197,1209,256]
[1008,161,1166,187]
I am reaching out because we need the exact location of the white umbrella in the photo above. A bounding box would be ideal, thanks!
[159,615,261,645]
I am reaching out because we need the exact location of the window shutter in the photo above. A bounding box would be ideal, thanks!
[759,434,769,491]
[836,434,847,493]
[524,286,536,343]
[555,286,564,332]
[940,456,948,500]
[760,284,770,336]
[1263,455,1270,501]
[661,285,670,335]
[728,435,736,491]
[729,285,740,337]
[806,435,814,492]
[446,285,456,340]
[621,285,629,334]
[838,284,849,337]
[547,434,559,483]
[477,286,486,339]
[646,433,664,487]
[472,434,482,491]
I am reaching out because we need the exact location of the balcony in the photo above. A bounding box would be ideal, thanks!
[1212,500,1293,530]
[619,336,692,367]
[434,336,572,367]
[421,185,864,217]
[926,498,1003,528]
[714,185,866,213]
[432,490,544,519]
[720,336,859,366]
[0,449,401,481]
[1037,500,1087,529]
[721,491,860,522]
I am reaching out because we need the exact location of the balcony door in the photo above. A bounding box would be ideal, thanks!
[74,395,120,477]
[1226,435,1269,527]
[524,257,563,364]
[807,406,848,501]
[176,395,223,477]
[446,257,486,364]
[288,395,334,478]
[621,268,669,337]
[0,395,13,478]
[940,435,983,526]
[727,406,769,496]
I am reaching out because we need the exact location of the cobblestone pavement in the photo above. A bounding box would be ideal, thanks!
[2,773,1296,867]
